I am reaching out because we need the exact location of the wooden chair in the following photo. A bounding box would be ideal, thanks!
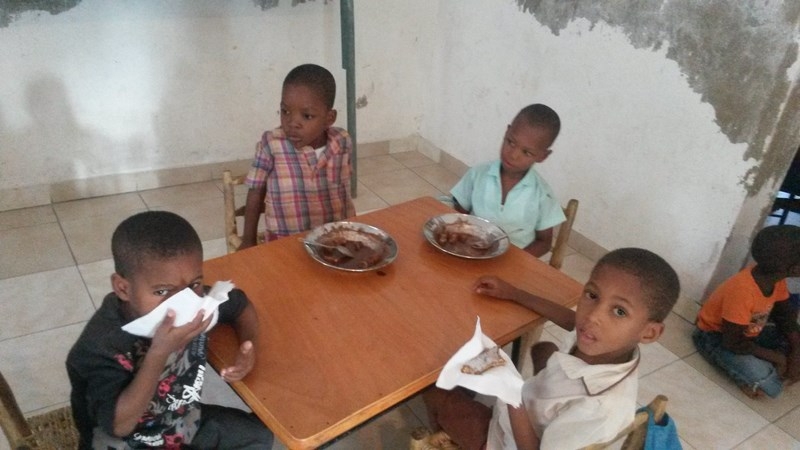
[223,170,265,254]
[512,199,579,368]
[549,198,579,270]
[0,370,79,449]
[409,396,670,450]
[582,395,670,450]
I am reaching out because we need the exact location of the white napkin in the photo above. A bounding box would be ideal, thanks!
[121,280,235,338]
[436,317,524,407]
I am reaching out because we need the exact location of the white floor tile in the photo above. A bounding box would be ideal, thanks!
[0,323,84,413]
[638,360,769,449]
[0,222,74,279]
[138,181,222,209]
[152,197,226,242]
[201,366,251,412]
[392,151,437,169]
[357,155,406,176]
[61,208,147,264]
[53,192,146,223]
[638,342,680,376]
[0,266,94,341]
[671,294,701,323]
[77,259,115,309]
[359,169,444,205]
[775,405,800,440]
[684,352,800,422]
[0,205,56,231]
[733,424,800,449]
[202,238,228,261]
[353,181,389,214]
[324,403,423,450]
[558,252,595,285]
[658,312,697,358]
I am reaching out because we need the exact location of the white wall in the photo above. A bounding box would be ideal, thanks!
[0,0,429,190]
[418,0,797,300]
[2,0,798,301]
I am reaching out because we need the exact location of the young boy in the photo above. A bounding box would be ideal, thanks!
[450,104,565,257]
[423,248,680,450]
[693,224,800,399]
[239,63,356,249]
[66,211,273,449]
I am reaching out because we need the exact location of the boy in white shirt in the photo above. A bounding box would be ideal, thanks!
[423,248,680,449]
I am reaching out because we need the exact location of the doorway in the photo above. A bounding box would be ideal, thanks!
[765,145,800,227]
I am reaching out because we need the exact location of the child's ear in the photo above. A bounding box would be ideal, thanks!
[111,273,131,301]
[326,109,337,127]
[639,321,664,344]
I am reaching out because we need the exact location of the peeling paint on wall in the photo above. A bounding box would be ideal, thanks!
[0,0,81,27]
[517,0,800,194]
[0,0,319,27]
[254,0,317,10]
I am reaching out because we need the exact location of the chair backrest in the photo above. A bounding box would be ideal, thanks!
[0,369,33,448]
[549,198,579,270]
[1,369,80,449]
[223,170,246,254]
[582,395,669,450]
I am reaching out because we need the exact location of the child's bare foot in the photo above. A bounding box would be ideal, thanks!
[740,384,765,399]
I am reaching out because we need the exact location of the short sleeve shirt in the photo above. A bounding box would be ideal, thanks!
[486,333,639,450]
[450,161,565,248]
[245,126,355,237]
[67,289,249,449]
[696,267,789,337]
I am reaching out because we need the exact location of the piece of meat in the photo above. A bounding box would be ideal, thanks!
[460,346,505,375]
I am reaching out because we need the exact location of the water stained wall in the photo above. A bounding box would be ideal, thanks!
[0,0,314,27]
[517,0,800,194]
[0,0,81,27]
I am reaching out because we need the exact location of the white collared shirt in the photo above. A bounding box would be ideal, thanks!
[487,333,639,450]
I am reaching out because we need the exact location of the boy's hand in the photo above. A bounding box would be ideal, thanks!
[150,310,211,357]
[766,351,788,378]
[473,275,518,300]
[785,350,800,384]
[220,340,255,382]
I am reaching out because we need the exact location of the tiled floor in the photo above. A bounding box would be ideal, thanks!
[2,151,800,449]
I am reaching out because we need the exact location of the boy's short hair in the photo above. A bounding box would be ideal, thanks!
[751,225,800,273]
[594,248,680,322]
[515,104,561,143]
[283,64,336,109]
[112,211,202,279]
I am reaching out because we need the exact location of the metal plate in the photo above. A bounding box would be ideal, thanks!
[302,221,398,272]
[423,213,509,259]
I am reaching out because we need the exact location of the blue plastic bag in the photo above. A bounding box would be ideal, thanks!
[642,406,682,450]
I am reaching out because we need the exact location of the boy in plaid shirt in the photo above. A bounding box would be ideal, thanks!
[239,64,355,248]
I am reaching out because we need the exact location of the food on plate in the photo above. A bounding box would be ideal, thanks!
[315,225,388,269]
[460,346,506,375]
[433,219,495,257]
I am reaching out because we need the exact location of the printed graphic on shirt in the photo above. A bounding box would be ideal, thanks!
[745,308,772,337]
[120,334,207,448]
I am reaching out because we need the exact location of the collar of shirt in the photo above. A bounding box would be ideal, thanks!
[554,333,641,396]
[487,159,538,187]
[314,127,347,170]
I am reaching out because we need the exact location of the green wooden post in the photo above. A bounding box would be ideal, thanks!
[340,0,357,197]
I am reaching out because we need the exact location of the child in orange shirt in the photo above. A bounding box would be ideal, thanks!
[694,225,800,398]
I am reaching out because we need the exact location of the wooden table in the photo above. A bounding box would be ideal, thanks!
[204,196,583,449]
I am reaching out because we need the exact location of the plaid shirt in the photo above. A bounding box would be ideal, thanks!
[245,126,355,237]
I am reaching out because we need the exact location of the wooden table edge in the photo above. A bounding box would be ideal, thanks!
[207,312,581,449]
